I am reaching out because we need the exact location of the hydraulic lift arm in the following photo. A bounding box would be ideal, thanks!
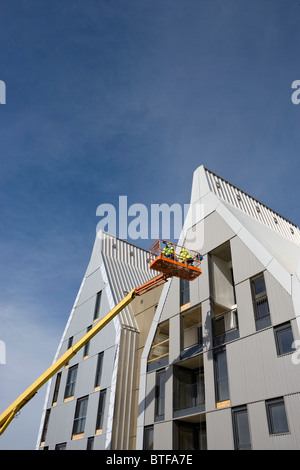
[0,274,169,436]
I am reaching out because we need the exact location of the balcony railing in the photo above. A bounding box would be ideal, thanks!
[173,382,205,413]
[212,308,239,347]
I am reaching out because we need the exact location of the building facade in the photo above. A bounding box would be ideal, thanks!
[37,166,300,450]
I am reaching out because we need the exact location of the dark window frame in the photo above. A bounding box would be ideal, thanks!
[94,352,104,388]
[180,278,190,307]
[251,273,271,330]
[232,405,251,450]
[72,395,89,436]
[65,336,73,366]
[143,425,154,450]
[155,369,166,421]
[64,364,78,399]
[41,408,51,444]
[55,442,67,450]
[93,291,102,321]
[266,397,289,435]
[96,389,106,432]
[87,437,94,450]
[52,372,62,405]
[274,322,296,356]
[83,325,92,358]
[213,346,230,403]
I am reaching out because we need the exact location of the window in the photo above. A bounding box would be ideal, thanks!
[214,347,230,405]
[266,397,289,435]
[52,372,61,405]
[143,426,154,450]
[64,364,78,400]
[251,274,271,330]
[65,336,73,367]
[72,396,88,437]
[83,325,92,358]
[67,336,73,349]
[93,291,102,321]
[212,308,238,347]
[87,437,94,450]
[55,442,67,450]
[148,321,169,370]
[40,409,51,445]
[232,406,251,450]
[94,352,104,389]
[180,278,190,309]
[155,369,166,421]
[96,389,106,433]
[174,365,205,413]
[274,322,296,356]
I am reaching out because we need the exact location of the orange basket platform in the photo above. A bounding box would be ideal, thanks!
[149,240,202,281]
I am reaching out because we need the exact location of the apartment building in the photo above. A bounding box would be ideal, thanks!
[137,166,300,450]
[37,165,300,450]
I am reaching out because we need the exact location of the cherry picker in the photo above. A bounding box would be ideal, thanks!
[0,240,202,435]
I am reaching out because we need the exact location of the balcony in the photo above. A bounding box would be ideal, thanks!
[147,320,169,372]
[181,306,202,360]
[173,356,205,418]
[212,307,239,347]
[173,382,205,418]
[181,325,203,360]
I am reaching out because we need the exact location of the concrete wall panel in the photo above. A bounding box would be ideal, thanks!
[206,408,234,450]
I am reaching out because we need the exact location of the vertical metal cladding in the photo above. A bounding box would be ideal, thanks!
[205,168,300,245]
[100,232,155,449]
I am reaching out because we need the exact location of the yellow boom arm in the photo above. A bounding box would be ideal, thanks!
[0,271,171,436]
[0,289,136,435]
[0,239,203,436]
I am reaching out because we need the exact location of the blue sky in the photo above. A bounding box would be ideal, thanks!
[0,0,300,449]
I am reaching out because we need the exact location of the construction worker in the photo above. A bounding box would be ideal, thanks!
[179,247,185,262]
[162,242,175,260]
[179,247,193,264]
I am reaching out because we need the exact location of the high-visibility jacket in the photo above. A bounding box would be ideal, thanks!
[179,248,191,261]
[162,244,174,256]
[162,247,168,256]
